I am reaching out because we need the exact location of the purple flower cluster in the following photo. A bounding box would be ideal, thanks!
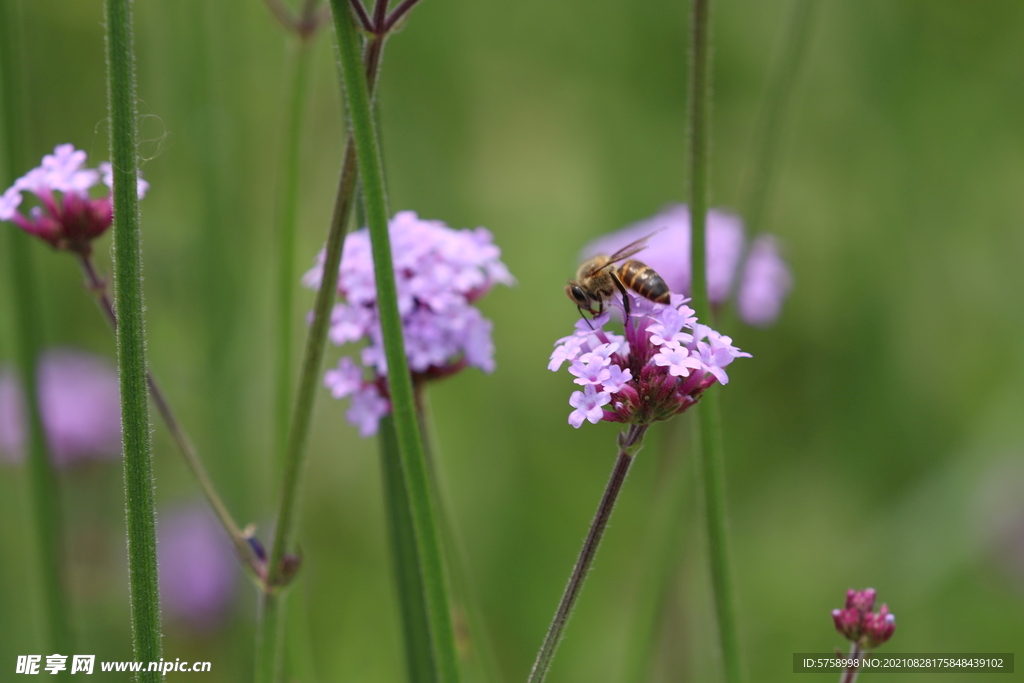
[832,588,896,649]
[0,349,122,467]
[0,144,148,254]
[581,204,792,327]
[549,293,750,428]
[305,211,514,436]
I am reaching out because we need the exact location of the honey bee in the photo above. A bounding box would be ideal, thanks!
[565,228,671,324]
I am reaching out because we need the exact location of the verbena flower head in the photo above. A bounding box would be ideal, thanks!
[549,293,750,428]
[305,211,514,436]
[0,349,122,466]
[0,144,148,255]
[158,503,237,630]
[581,204,792,327]
[831,588,896,649]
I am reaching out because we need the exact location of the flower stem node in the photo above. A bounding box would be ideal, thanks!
[550,293,749,428]
[831,587,896,649]
[275,551,303,588]
[0,144,148,255]
[243,528,268,563]
[305,211,514,436]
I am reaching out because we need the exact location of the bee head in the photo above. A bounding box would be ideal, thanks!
[565,282,591,307]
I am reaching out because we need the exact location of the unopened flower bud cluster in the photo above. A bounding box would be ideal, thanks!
[832,588,896,649]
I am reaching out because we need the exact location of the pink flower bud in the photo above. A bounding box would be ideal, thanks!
[846,587,877,612]
[832,588,896,650]
[863,604,896,648]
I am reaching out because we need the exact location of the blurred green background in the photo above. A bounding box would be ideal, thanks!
[2,0,1023,681]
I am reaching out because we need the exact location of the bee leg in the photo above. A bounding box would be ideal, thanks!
[579,306,595,330]
[611,274,631,327]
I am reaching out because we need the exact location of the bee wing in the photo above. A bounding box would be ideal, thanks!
[583,227,667,276]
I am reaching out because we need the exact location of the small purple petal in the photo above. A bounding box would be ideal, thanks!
[579,342,620,365]
[567,385,611,428]
[600,365,632,393]
[98,161,149,199]
[653,344,702,378]
[549,336,585,371]
[462,311,496,373]
[0,185,23,220]
[324,357,364,399]
[42,144,98,196]
[328,303,373,345]
[568,356,611,386]
[648,304,697,347]
[346,385,390,437]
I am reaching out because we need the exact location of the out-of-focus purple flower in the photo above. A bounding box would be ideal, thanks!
[305,211,515,437]
[549,293,750,428]
[158,503,237,630]
[738,235,792,327]
[831,588,896,649]
[581,204,791,326]
[0,144,148,255]
[0,349,121,466]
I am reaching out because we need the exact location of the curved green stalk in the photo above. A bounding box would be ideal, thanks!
[256,19,387,683]
[76,255,264,583]
[696,392,739,682]
[379,414,436,682]
[628,4,815,678]
[273,35,315,464]
[527,425,647,683]
[417,396,506,683]
[739,0,816,235]
[0,0,72,657]
[256,137,361,683]
[104,0,163,678]
[687,1,742,682]
[331,3,461,682]
[620,420,693,683]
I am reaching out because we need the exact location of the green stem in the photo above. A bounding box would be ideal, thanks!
[839,642,862,683]
[255,19,387,683]
[256,136,360,683]
[527,424,647,683]
[76,255,264,583]
[697,392,740,682]
[0,0,72,658]
[687,1,743,682]
[417,394,506,683]
[739,0,815,235]
[104,0,163,678]
[380,414,437,682]
[273,34,316,465]
[620,420,692,683]
[332,2,461,682]
[688,0,712,324]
